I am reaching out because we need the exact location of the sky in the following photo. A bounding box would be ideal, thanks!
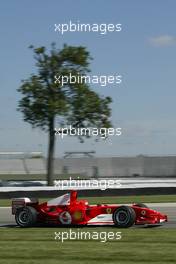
[0,0,176,157]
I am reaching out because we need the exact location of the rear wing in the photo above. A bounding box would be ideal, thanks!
[12,197,38,214]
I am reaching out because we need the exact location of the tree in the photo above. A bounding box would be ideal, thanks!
[17,43,112,186]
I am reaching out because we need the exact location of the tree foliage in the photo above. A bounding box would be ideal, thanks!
[18,43,112,185]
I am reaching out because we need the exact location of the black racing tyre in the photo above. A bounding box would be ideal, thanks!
[15,206,38,227]
[133,203,148,208]
[112,206,136,228]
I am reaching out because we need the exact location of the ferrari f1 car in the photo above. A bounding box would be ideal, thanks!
[12,190,167,228]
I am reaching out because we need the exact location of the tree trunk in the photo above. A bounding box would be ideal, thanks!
[47,116,55,186]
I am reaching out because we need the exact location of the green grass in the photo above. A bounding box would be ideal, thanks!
[81,194,176,204]
[0,228,175,264]
[1,194,176,207]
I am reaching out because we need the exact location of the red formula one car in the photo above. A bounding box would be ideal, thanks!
[12,190,167,228]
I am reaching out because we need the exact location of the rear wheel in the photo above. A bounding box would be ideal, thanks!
[15,206,37,227]
[112,206,136,228]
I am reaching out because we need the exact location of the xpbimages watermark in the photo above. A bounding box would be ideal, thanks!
[54,229,122,243]
[54,73,122,87]
[54,21,122,35]
[54,126,122,139]
[54,177,121,190]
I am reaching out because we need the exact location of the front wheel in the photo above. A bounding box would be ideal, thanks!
[112,206,136,228]
[15,206,37,227]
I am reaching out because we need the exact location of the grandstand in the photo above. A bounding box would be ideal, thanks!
[0,152,176,178]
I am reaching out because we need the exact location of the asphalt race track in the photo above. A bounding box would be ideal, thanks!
[0,203,176,228]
